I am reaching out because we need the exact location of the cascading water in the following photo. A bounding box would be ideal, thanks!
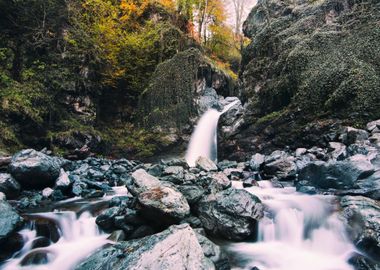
[227,181,356,270]
[185,101,238,167]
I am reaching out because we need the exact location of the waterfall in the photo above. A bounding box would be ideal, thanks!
[226,181,356,270]
[185,101,238,167]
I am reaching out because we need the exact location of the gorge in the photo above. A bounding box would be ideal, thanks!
[0,0,380,269]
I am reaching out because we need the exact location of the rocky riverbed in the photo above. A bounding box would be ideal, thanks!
[0,119,380,269]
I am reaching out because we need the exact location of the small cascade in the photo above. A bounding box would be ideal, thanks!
[226,181,356,270]
[2,211,110,270]
[185,100,238,167]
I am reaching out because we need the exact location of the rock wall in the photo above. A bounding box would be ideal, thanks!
[138,48,234,147]
[224,0,380,160]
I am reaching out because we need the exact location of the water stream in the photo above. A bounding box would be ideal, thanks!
[227,181,356,270]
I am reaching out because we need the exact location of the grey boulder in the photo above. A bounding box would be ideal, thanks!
[9,149,60,189]
[0,173,20,199]
[76,224,212,270]
[128,169,161,196]
[197,188,263,241]
[0,200,23,243]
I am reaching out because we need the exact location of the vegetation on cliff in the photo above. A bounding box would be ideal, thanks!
[0,0,242,158]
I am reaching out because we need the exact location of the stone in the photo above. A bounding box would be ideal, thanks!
[340,196,380,263]
[328,142,347,161]
[95,207,120,231]
[295,148,307,157]
[367,120,380,133]
[197,188,263,241]
[177,185,205,205]
[263,151,297,180]
[9,149,61,189]
[299,155,375,190]
[42,188,54,198]
[249,153,265,171]
[196,157,218,172]
[217,160,238,170]
[0,173,20,199]
[55,169,71,189]
[210,172,231,191]
[138,186,190,224]
[76,224,210,270]
[0,200,23,243]
[128,169,161,196]
[340,127,369,145]
[195,231,230,269]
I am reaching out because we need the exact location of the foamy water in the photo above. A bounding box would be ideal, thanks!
[227,181,356,270]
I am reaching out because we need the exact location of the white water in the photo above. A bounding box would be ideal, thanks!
[186,101,238,167]
[228,181,356,270]
[2,211,110,270]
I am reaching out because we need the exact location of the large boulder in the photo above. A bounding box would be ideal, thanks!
[196,157,218,172]
[0,200,23,244]
[9,149,61,189]
[75,224,212,270]
[138,186,190,225]
[262,151,297,180]
[0,173,20,199]
[299,155,375,189]
[197,188,263,241]
[340,196,380,264]
[128,169,161,196]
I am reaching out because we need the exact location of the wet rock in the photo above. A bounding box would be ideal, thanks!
[181,216,202,228]
[195,231,230,270]
[177,185,205,205]
[355,171,380,200]
[367,120,380,133]
[0,173,20,199]
[263,151,297,181]
[42,187,54,198]
[218,160,238,170]
[299,155,375,189]
[124,208,145,227]
[76,224,209,270]
[249,153,265,171]
[197,188,263,241]
[128,169,161,196]
[340,196,380,263]
[0,192,5,201]
[0,200,23,244]
[223,168,244,180]
[96,207,120,231]
[138,186,190,225]
[340,127,369,145]
[328,142,347,161]
[83,189,104,199]
[9,149,60,189]
[295,148,307,157]
[196,157,218,172]
[210,172,231,191]
[108,230,126,242]
[128,225,155,240]
[55,169,71,190]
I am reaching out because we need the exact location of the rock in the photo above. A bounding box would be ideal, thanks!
[0,200,23,244]
[328,142,347,161]
[9,149,61,189]
[197,188,263,241]
[369,133,380,144]
[55,169,71,190]
[299,155,375,189]
[128,169,161,196]
[76,224,210,270]
[263,151,297,180]
[128,225,155,240]
[196,157,218,172]
[249,153,265,171]
[217,160,238,170]
[42,188,54,198]
[210,172,231,191]
[340,127,369,145]
[108,230,126,242]
[195,231,230,269]
[340,196,380,263]
[367,120,380,133]
[95,207,120,231]
[295,148,307,157]
[355,171,380,200]
[0,192,5,200]
[177,185,205,205]
[0,173,20,199]
[138,186,190,225]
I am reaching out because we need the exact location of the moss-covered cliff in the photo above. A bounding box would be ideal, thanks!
[223,0,380,160]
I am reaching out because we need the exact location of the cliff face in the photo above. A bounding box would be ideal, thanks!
[223,0,380,160]
[138,48,234,151]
